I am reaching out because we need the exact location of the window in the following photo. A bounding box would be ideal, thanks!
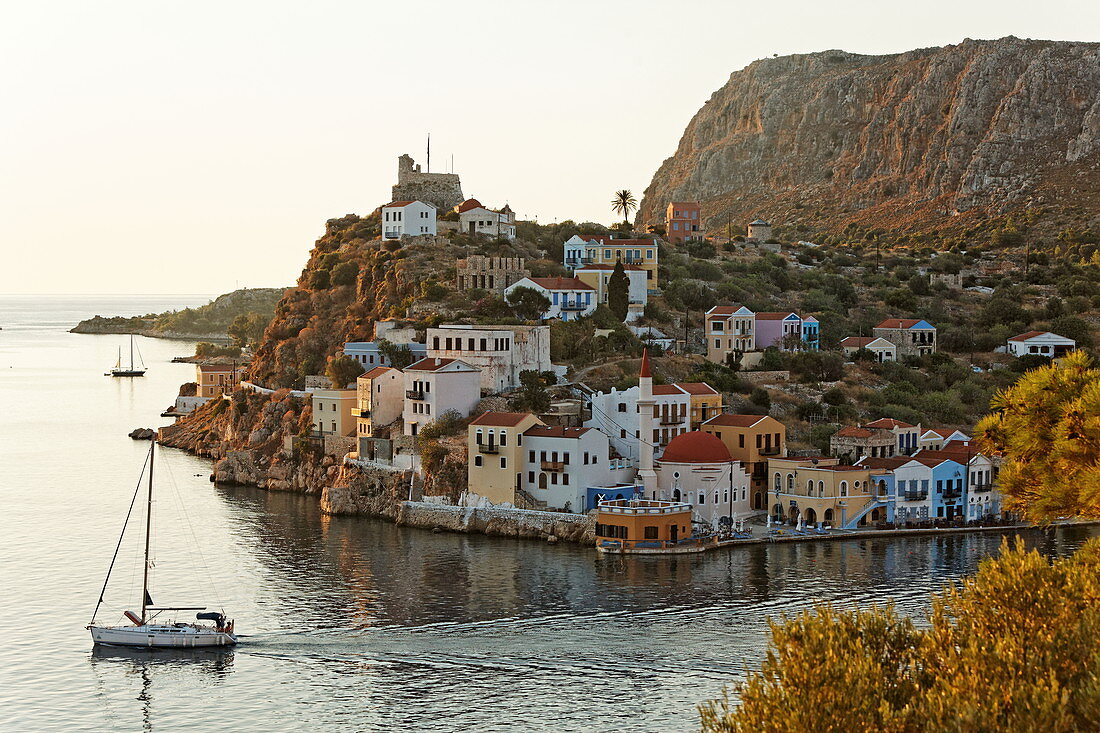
[583,452,590,465]
[644,526,658,539]
[474,455,483,467]
[528,471,534,483]
[562,474,569,485]
[618,403,626,412]
[499,432,507,447]
[528,450,535,462]
[840,481,848,497]
[738,434,745,448]
[500,457,507,469]
[698,492,705,504]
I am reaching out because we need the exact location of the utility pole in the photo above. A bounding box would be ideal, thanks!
[426,133,430,173]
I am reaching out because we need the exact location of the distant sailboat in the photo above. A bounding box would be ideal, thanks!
[88,441,237,648]
[107,334,146,377]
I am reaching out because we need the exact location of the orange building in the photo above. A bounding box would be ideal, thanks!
[595,499,709,553]
[196,363,239,399]
[702,413,786,510]
[665,202,702,243]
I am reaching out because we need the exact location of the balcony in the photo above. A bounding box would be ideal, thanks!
[902,491,929,502]
[759,446,781,457]
[659,415,684,425]
[351,407,371,418]
[477,443,499,454]
[559,302,588,311]
[383,230,401,240]
[971,483,993,493]
[540,460,565,471]
[943,488,963,499]
[405,389,424,400]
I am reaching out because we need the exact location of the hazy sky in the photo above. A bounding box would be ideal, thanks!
[2,1,1097,295]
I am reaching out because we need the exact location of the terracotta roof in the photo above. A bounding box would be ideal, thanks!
[384,200,417,208]
[835,426,874,438]
[675,382,719,396]
[639,348,651,378]
[875,318,928,329]
[197,363,236,372]
[865,418,914,429]
[659,431,732,464]
[840,336,874,347]
[1008,330,1051,342]
[828,465,868,471]
[405,357,474,372]
[909,455,954,468]
[527,277,594,291]
[577,235,657,246]
[667,201,699,208]
[361,366,395,380]
[860,457,909,469]
[703,414,768,428]
[652,385,686,396]
[755,312,798,320]
[524,425,592,439]
[470,411,535,427]
[707,305,746,316]
[455,198,484,213]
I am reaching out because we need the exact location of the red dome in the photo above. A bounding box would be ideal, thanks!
[659,431,732,464]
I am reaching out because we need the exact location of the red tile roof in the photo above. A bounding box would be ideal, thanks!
[659,431,732,464]
[840,336,875,347]
[652,385,686,396]
[528,277,594,291]
[524,425,592,438]
[577,235,657,246]
[755,312,798,320]
[703,414,769,428]
[675,382,719,395]
[865,418,914,429]
[405,357,472,372]
[859,457,909,469]
[384,200,417,208]
[574,263,646,271]
[470,411,536,427]
[455,198,484,213]
[875,319,926,329]
[835,426,875,438]
[1008,330,1050,342]
[197,363,236,372]
[361,366,395,380]
[706,305,746,317]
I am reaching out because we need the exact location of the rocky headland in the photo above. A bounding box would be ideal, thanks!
[639,37,1100,241]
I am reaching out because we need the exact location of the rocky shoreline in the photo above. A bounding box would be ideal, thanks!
[71,318,229,341]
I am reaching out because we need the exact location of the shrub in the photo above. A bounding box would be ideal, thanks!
[331,261,359,287]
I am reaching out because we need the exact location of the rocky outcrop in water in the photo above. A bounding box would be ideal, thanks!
[639,37,1100,238]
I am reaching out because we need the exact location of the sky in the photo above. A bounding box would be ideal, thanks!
[2,1,1097,295]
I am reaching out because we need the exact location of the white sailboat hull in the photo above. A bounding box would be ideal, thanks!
[90,624,236,648]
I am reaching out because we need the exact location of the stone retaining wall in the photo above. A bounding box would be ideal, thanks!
[396,502,595,544]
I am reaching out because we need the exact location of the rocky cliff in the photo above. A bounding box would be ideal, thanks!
[639,37,1100,239]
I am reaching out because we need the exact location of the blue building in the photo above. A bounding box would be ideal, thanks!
[344,340,427,369]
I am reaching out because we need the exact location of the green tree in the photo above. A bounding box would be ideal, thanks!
[506,286,551,321]
[1049,315,1093,348]
[976,350,1100,520]
[325,354,364,387]
[227,311,268,348]
[907,273,930,296]
[331,261,359,287]
[511,370,555,413]
[377,339,417,369]
[611,189,638,227]
[607,260,630,322]
[700,539,1100,732]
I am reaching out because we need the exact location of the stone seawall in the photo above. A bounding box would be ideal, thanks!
[395,502,596,545]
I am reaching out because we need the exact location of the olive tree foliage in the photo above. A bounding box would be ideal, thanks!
[505,286,551,321]
[324,354,364,388]
[700,539,1100,732]
[700,353,1100,732]
[976,350,1100,521]
[377,339,417,369]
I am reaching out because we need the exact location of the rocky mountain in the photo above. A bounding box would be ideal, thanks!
[639,37,1100,240]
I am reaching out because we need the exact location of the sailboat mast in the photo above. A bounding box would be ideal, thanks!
[140,441,154,624]
[129,334,135,370]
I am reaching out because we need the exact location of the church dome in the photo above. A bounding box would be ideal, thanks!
[659,431,732,464]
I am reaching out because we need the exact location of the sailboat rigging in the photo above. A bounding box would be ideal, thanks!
[106,333,147,377]
[88,441,237,648]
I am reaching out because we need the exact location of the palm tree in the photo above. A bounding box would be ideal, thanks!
[611,189,638,228]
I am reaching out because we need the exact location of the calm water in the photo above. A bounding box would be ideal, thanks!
[0,295,1095,732]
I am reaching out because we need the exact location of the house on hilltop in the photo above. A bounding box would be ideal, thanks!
[873,318,936,358]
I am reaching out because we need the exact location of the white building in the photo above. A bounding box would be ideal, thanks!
[455,199,516,240]
[504,277,596,321]
[402,357,482,437]
[919,428,971,451]
[840,336,897,362]
[426,324,551,392]
[651,431,753,527]
[1006,331,1076,358]
[520,425,633,512]
[381,200,437,240]
[586,382,691,462]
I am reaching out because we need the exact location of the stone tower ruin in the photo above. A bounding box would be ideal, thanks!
[390,154,464,210]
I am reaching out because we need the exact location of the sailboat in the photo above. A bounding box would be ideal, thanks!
[107,333,146,377]
[88,441,237,648]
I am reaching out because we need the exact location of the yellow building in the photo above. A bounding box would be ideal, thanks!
[702,414,786,510]
[565,235,660,287]
[595,499,702,553]
[766,457,879,528]
[353,366,404,438]
[705,305,756,364]
[310,388,357,437]
[467,412,545,505]
[678,383,722,429]
[195,363,239,399]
